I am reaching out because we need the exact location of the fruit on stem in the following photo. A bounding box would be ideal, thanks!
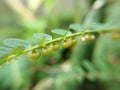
[51,43,59,51]
[42,46,53,56]
[62,39,72,48]
[27,49,41,60]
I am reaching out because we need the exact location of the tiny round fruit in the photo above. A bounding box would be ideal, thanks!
[51,43,59,51]
[80,34,95,42]
[31,52,41,60]
[62,39,72,48]
[42,49,47,56]
[85,34,95,41]
[90,35,95,40]
[28,49,41,60]
[80,36,86,42]
[42,46,53,56]
[70,37,77,45]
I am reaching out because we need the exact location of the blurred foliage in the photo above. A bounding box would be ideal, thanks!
[0,0,120,90]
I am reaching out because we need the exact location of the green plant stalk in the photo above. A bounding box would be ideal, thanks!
[0,29,117,65]
[10,30,113,54]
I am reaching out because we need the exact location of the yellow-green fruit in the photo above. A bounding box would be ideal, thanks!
[85,34,95,41]
[28,50,41,60]
[80,36,86,42]
[51,43,59,51]
[42,46,53,56]
[80,34,95,42]
[71,37,77,45]
[62,39,72,48]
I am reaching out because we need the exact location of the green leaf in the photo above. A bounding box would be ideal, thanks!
[38,37,45,46]
[51,29,72,36]
[0,46,12,52]
[4,38,31,48]
[33,33,52,41]
[69,24,84,31]
[11,46,25,55]
[0,51,9,57]
[89,23,111,30]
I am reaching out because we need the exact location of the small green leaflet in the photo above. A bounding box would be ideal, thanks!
[0,51,9,57]
[70,23,97,31]
[51,29,72,36]
[11,46,25,55]
[38,37,45,46]
[0,46,12,52]
[4,38,31,48]
[69,24,84,31]
[33,33,52,41]
[90,22,113,30]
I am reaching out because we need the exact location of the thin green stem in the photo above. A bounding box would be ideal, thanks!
[0,29,117,65]
[17,30,102,54]
[21,29,115,53]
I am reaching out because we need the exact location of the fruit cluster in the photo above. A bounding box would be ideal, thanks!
[27,34,95,60]
[0,23,118,67]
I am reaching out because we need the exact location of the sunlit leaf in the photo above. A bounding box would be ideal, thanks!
[69,24,84,31]
[51,29,72,36]
[4,38,31,48]
[33,33,52,41]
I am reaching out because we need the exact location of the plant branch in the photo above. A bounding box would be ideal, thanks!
[0,29,118,66]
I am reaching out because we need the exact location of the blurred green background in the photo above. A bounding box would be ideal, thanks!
[0,0,120,90]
